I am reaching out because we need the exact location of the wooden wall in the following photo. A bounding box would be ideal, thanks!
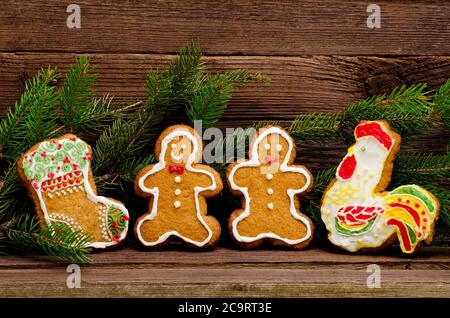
[1,0,449,171]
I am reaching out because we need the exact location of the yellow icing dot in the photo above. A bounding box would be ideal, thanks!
[374,233,379,238]
[369,172,375,177]
[362,195,367,200]
[357,239,363,244]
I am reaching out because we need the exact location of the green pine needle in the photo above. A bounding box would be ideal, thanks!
[1,214,92,263]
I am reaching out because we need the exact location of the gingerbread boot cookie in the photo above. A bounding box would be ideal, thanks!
[227,126,314,249]
[134,125,223,250]
[17,134,129,249]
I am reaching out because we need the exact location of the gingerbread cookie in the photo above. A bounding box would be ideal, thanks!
[321,120,440,254]
[227,126,314,249]
[17,134,129,249]
[134,125,223,249]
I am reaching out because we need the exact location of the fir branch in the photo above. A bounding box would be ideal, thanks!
[1,214,92,263]
[60,56,95,132]
[393,153,450,184]
[187,71,270,129]
[187,76,234,129]
[433,78,450,129]
[288,112,344,142]
[0,67,59,161]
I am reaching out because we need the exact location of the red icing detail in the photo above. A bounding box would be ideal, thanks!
[33,183,39,190]
[406,200,410,204]
[415,203,420,208]
[73,164,78,170]
[57,166,61,170]
[75,171,82,176]
[386,218,412,252]
[42,187,47,192]
[337,214,345,222]
[422,226,426,230]
[421,211,426,215]
[122,215,130,222]
[355,121,393,150]
[337,154,357,180]
[49,186,54,191]
[32,152,36,157]
[423,218,427,223]
[63,156,70,163]
[70,137,76,141]
[57,177,62,182]
[48,172,55,179]
[57,144,62,150]
[62,183,67,187]
[69,180,74,185]
[169,164,185,174]
[57,184,62,189]
[51,157,55,161]
[388,202,421,228]
[41,152,46,157]
[397,198,402,202]
[345,213,361,224]
[76,179,81,184]
[366,207,375,212]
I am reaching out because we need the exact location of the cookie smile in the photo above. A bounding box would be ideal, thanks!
[171,151,183,162]
[264,156,279,163]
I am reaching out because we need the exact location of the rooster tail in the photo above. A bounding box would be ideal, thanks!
[383,185,439,254]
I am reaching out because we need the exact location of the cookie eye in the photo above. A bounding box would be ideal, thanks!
[264,143,270,150]
[171,144,176,150]
[361,146,366,152]
[276,144,282,152]
[181,144,187,150]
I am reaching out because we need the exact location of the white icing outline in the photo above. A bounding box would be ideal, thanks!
[136,129,217,247]
[28,137,129,249]
[228,127,312,245]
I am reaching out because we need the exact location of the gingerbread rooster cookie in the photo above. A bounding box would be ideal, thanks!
[227,126,314,249]
[134,125,223,249]
[17,134,129,249]
[321,120,440,254]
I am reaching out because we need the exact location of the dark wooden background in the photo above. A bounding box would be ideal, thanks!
[0,1,449,297]
[1,0,449,171]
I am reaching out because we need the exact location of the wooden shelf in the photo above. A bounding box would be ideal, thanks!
[0,247,449,297]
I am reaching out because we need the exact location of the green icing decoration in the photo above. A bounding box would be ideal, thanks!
[335,218,376,236]
[391,185,436,214]
[22,137,91,182]
[405,223,417,244]
[107,206,127,238]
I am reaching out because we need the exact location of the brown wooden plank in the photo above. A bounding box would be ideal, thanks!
[0,53,448,170]
[1,247,449,269]
[0,267,449,297]
[1,1,450,55]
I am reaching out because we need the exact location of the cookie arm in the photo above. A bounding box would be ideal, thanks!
[134,164,158,198]
[283,166,313,195]
[192,164,223,197]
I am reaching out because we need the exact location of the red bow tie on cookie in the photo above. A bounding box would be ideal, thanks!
[169,164,185,174]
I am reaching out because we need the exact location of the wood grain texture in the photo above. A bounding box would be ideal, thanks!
[0,247,449,297]
[0,53,448,169]
[1,1,450,55]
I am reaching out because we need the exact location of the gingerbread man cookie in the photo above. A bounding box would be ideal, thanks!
[134,125,223,249]
[321,120,440,254]
[227,126,314,249]
[17,134,129,249]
